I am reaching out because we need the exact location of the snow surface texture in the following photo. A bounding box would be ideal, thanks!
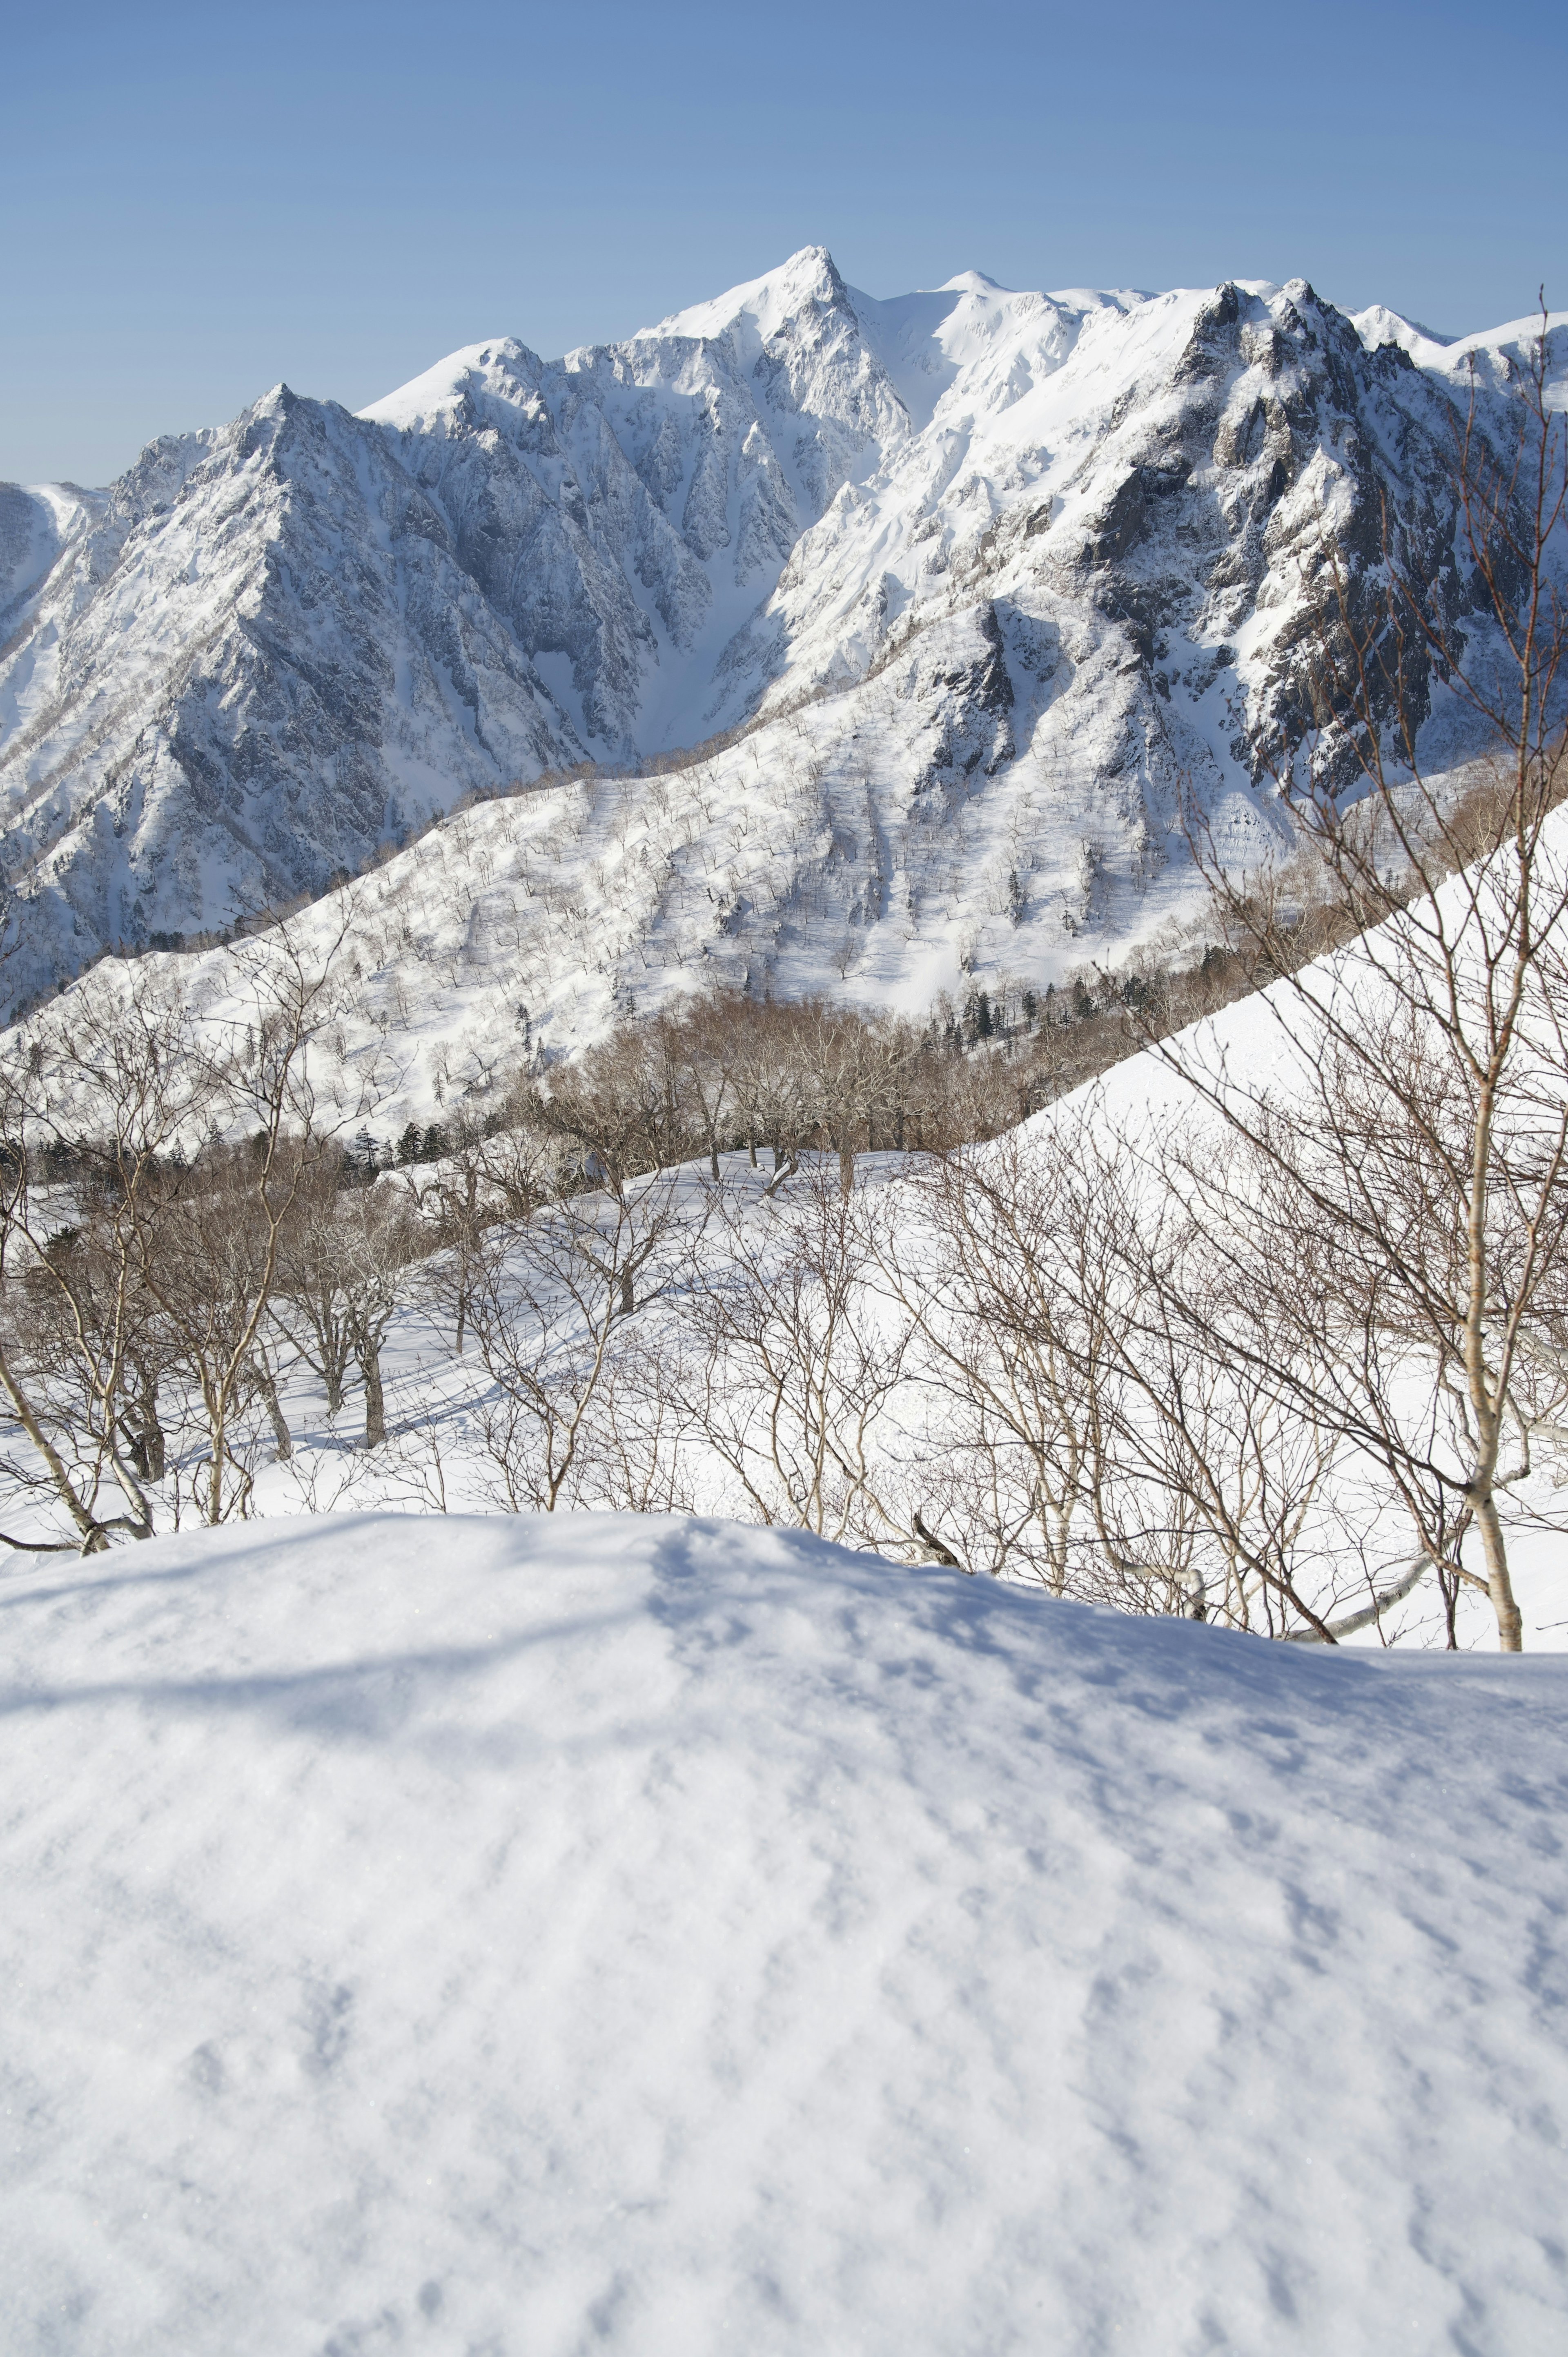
[4,1510,1566,2355]
[2,253,1561,1022]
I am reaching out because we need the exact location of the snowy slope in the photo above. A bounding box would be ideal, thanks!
[2,253,1561,1020]
[4,1510,1566,2355]
[1,673,1238,1127]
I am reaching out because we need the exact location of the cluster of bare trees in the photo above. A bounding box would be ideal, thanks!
[0,925,422,1541]
[516,957,1278,1197]
[0,945,1290,1556]
[872,1119,1470,1638]
[4,903,1563,1643]
[527,991,1018,1192]
[396,1081,1538,1652]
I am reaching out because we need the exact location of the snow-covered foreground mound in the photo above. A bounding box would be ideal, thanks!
[4,1515,1566,2355]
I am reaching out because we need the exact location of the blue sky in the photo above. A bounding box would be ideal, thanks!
[4,0,1564,485]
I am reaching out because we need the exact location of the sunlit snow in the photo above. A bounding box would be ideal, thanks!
[5,1510,1566,2354]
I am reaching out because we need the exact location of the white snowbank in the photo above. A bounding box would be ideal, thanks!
[4,1512,1566,2353]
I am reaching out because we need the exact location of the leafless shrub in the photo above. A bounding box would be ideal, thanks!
[454,1171,693,1512]
[674,1160,909,1543]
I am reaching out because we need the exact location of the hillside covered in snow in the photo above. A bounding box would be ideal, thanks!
[2,253,1562,1024]
[9,783,1567,1653]
[5,1510,1566,2356]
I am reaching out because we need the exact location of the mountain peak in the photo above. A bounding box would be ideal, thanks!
[637,245,849,347]
[359,337,544,432]
[935,268,1009,296]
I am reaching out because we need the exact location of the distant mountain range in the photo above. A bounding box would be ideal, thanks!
[1,249,1561,1024]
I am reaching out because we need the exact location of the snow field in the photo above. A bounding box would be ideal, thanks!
[4,1510,1566,2353]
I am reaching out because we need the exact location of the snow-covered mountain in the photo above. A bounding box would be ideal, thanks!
[2,252,1561,1021]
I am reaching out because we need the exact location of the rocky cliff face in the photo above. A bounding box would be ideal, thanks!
[0,250,1558,1020]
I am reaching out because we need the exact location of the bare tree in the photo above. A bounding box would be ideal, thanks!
[587,1328,704,1514]
[1096,1138,1437,1641]
[726,997,813,1183]
[457,1170,692,1512]
[133,920,361,1522]
[788,1001,887,1196]
[530,1024,684,1190]
[402,1115,560,1356]
[337,1187,422,1448]
[659,997,739,1182]
[0,971,212,1550]
[874,1116,1126,1590]
[677,1160,909,1541]
[272,1157,357,1413]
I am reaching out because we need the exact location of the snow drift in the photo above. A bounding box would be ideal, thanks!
[4,1510,1565,2353]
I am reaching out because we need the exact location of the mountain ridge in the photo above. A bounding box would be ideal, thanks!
[2,252,1562,1024]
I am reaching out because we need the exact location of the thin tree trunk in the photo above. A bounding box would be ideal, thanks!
[135,1365,166,1483]
[1474,1494,1522,1650]
[254,1358,292,1462]
[1463,1077,1523,1650]
[360,1345,386,1449]
[205,1378,227,1525]
[0,1339,105,1549]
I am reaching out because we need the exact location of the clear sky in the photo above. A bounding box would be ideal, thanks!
[4,0,1564,487]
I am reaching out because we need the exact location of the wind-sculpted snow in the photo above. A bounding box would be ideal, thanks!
[1,250,1562,1020]
[3,1512,1565,2353]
